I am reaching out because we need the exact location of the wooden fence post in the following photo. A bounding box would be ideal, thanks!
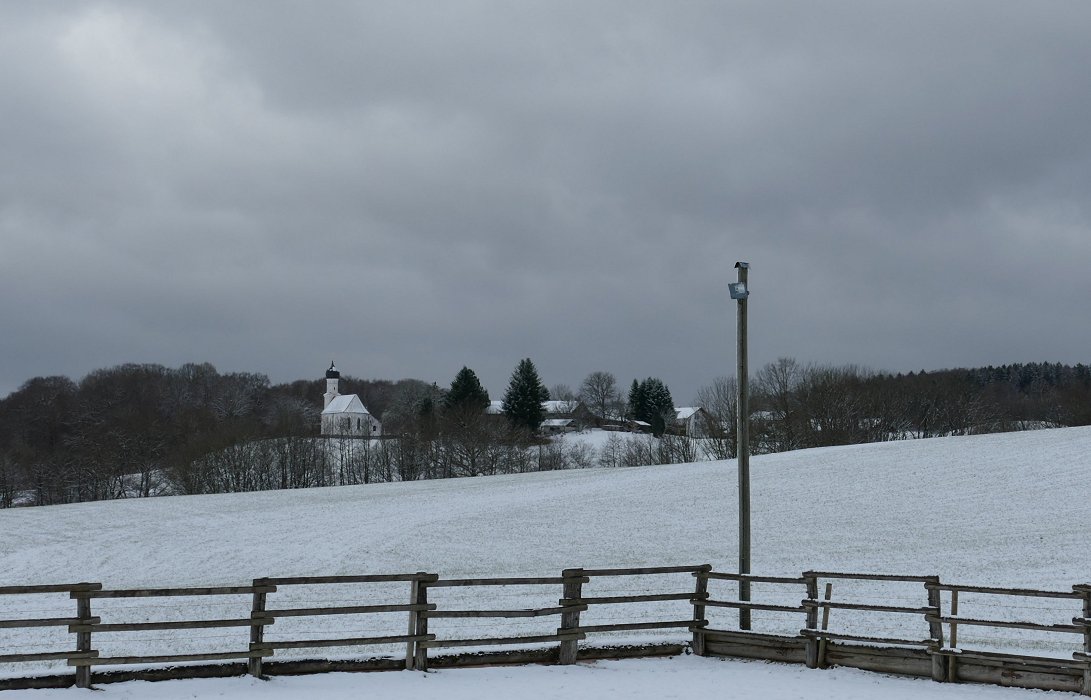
[804,573,819,669]
[691,566,711,656]
[406,574,429,670]
[1079,584,1091,696]
[248,578,269,678]
[817,582,833,669]
[925,578,946,682]
[413,577,430,671]
[73,585,95,689]
[946,589,959,683]
[558,568,584,665]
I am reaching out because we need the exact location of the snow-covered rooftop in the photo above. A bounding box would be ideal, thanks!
[543,400,578,414]
[321,394,369,415]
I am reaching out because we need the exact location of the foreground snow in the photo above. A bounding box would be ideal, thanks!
[21,656,1069,699]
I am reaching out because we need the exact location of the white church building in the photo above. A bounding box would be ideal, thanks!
[321,362,381,438]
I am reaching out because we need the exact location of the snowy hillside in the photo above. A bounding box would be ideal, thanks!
[4,426,1089,588]
[3,426,1090,674]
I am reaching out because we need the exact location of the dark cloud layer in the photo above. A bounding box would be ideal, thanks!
[2,1,1090,403]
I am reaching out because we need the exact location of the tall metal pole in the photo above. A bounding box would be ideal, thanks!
[734,262,751,630]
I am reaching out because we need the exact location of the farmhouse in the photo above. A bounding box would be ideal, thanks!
[320,362,381,437]
[674,406,710,437]
[486,399,594,432]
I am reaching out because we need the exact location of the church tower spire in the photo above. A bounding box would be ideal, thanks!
[323,361,340,409]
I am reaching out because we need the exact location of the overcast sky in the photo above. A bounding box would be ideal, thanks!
[2,1,1090,403]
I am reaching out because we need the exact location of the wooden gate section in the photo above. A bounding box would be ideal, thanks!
[926,580,1090,694]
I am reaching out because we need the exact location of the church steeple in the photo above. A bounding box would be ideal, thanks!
[323,361,340,409]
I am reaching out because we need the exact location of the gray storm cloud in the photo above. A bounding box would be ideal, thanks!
[2,1,1089,401]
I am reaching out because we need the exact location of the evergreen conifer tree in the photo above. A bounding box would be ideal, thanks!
[627,379,645,421]
[627,377,674,435]
[502,358,550,432]
[641,377,675,436]
[444,367,490,415]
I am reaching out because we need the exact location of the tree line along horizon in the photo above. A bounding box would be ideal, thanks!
[1,357,1088,508]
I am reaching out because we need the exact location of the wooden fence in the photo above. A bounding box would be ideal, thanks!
[1,567,1089,695]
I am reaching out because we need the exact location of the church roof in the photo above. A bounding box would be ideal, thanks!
[322,394,370,415]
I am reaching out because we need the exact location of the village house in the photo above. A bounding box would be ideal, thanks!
[486,399,594,433]
[674,407,711,437]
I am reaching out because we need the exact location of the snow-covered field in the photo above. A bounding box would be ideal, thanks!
[2,426,1090,689]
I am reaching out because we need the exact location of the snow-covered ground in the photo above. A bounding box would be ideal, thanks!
[2,426,1090,684]
[20,656,1073,700]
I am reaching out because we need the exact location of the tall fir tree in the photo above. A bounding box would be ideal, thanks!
[628,377,674,436]
[627,379,645,422]
[641,377,675,436]
[502,358,550,432]
[443,367,490,415]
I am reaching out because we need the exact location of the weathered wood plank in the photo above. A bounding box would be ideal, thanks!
[801,629,934,647]
[825,643,934,678]
[411,575,429,671]
[925,577,946,681]
[803,599,935,615]
[0,650,97,663]
[1080,587,1091,695]
[935,648,1087,669]
[700,628,807,648]
[703,599,804,613]
[69,650,272,666]
[0,583,101,595]
[0,616,100,629]
[263,573,437,585]
[74,587,92,688]
[930,615,1083,634]
[248,579,268,678]
[803,571,937,583]
[927,582,1083,599]
[79,617,274,633]
[692,570,709,656]
[562,592,696,605]
[77,586,272,599]
[704,572,807,585]
[421,633,584,649]
[704,640,808,664]
[955,661,1083,693]
[259,634,431,650]
[558,570,584,665]
[426,577,570,587]
[265,603,434,617]
[817,582,833,668]
[424,606,574,619]
[571,619,705,634]
[804,573,819,669]
[580,565,709,577]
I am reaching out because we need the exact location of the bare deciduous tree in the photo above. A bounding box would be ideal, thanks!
[695,376,737,460]
[579,371,621,423]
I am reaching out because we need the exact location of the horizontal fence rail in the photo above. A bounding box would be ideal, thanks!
[0,567,1088,696]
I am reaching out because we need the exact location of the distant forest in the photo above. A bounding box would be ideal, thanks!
[0,360,1088,508]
